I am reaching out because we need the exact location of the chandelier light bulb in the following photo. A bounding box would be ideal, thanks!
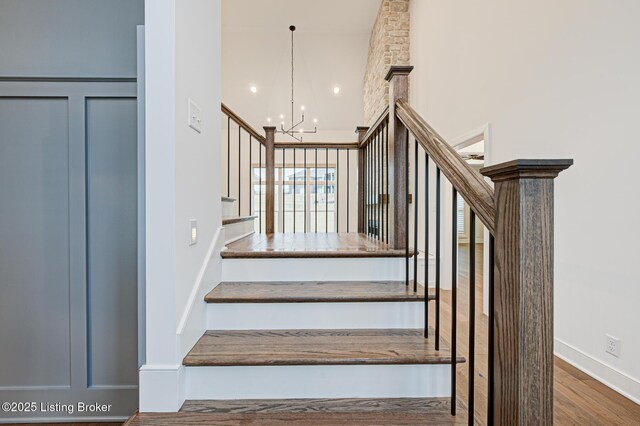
[279,114,285,119]
[333,86,341,95]
[300,105,305,111]
[250,85,257,93]
[267,117,271,123]
[313,118,318,124]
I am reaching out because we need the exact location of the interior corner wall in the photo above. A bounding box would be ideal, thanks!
[410,0,640,402]
[363,0,410,125]
[142,0,222,412]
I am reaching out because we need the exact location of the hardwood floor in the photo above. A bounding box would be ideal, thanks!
[183,328,462,366]
[221,232,413,258]
[205,280,434,303]
[442,243,640,425]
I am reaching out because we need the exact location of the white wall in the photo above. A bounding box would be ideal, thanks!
[411,0,640,402]
[141,0,222,412]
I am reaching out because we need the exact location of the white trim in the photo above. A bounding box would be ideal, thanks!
[177,226,224,357]
[207,301,426,330]
[139,364,185,412]
[185,364,450,400]
[555,338,640,404]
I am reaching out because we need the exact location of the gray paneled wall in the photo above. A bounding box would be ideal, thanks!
[0,0,143,421]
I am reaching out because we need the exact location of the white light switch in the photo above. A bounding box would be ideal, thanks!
[189,219,198,245]
[188,98,202,133]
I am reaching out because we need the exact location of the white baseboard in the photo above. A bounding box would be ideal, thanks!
[555,338,640,404]
[207,301,426,330]
[139,364,185,412]
[185,364,450,400]
[177,226,224,358]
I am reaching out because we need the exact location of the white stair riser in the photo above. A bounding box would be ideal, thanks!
[222,199,236,219]
[207,301,427,329]
[224,220,255,244]
[223,258,405,281]
[185,364,450,399]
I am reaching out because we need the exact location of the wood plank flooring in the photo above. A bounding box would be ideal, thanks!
[183,328,463,366]
[125,397,468,425]
[205,281,435,303]
[437,243,640,425]
[221,232,414,258]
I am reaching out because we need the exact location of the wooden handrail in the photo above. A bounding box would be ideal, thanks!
[221,102,266,145]
[359,106,389,148]
[395,99,496,235]
[274,142,359,149]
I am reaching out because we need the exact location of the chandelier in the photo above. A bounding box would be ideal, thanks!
[276,25,317,142]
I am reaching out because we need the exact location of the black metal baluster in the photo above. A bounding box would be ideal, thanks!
[227,117,230,197]
[451,187,458,416]
[249,135,252,216]
[336,148,339,233]
[435,167,441,350]
[424,152,429,338]
[376,128,382,241]
[468,210,476,425]
[385,120,389,243]
[238,125,241,216]
[325,148,328,233]
[366,141,370,235]
[282,148,286,232]
[293,148,296,233]
[405,130,410,287]
[413,137,419,292]
[488,234,495,425]
[259,143,262,233]
[347,149,350,233]
[315,148,318,233]
[304,149,307,233]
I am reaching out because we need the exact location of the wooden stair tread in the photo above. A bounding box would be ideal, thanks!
[221,232,417,258]
[126,397,467,425]
[222,215,257,225]
[205,281,435,303]
[221,196,235,202]
[183,329,464,366]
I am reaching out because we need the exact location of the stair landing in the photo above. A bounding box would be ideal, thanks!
[221,233,414,258]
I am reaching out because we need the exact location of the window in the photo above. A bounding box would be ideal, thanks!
[252,165,336,232]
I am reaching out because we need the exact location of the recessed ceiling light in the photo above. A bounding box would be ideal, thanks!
[250,85,257,93]
[333,86,341,95]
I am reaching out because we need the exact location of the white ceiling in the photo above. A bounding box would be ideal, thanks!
[221,0,381,141]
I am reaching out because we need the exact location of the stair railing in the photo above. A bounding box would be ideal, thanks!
[361,65,572,425]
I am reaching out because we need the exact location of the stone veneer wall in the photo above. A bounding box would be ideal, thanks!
[363,0,410,125]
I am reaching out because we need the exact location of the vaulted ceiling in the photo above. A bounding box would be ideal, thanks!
[222,0,380,141]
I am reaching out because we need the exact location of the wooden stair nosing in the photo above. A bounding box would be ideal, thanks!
[183,328,465,367]
[222,215,257,225]
[221,196,236,202]
[205,281,436,304]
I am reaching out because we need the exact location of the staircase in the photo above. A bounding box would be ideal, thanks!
[133,64,571,425]
[221,196,256,244]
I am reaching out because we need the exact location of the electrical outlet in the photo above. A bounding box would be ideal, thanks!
[188,98,202,133]
[605,334,621,357]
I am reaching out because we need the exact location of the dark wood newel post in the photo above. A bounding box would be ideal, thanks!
[355,126,369,233]
[385,65,413,249]
[481,159,573,425]
[264,126,276,234]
